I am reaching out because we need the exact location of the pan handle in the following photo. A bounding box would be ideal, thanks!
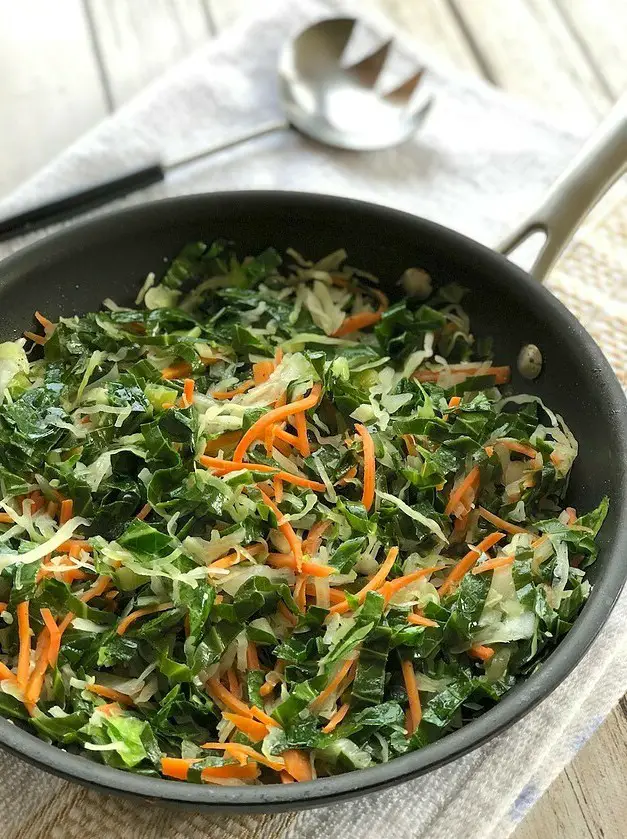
[498,94,627,282]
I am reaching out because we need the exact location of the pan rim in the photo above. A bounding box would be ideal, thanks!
[0,190,626,810]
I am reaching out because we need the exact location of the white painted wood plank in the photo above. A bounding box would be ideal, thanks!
[448,0,613,129]
[554,0,627,99]
[207,0,483,78]
[514,705,627,839]
[0,0,108,198]
[86,0,213,107]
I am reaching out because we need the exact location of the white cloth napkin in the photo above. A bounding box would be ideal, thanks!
[1,2,626,838]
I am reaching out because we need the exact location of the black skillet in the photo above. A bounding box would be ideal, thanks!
[0,189,625,811]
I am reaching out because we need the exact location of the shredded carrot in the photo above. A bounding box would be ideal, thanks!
[550,451,561,467]
[303,520,331,557]
[204,430,243,455]
[322,702,350,733]
[182,378,195,407]
[206,676,253,717]
[223,711,268,742]
[273,426,301,448]
[280,770,295,783]
[414,365,510,385]
[294,575,308,613]
[277,601,298,626]
[162,402,175,410]
[207,552,241,571]
[448,395,462,409]
[484,445,495,458]
[246,642,260,670]
[253,360,275,384]
[407,612,439,628]
[16,601,31,689]
[86,683,134,705]
[274,347,284,365]
[282,749,313,782]
[116,601,174,635]
[379,566,445,603]
[34,311,54,331]
[258,488,303,572]
[0,512,14,523]
[336,464,358,486]
[59,498,73,526]
[201,742,284,772]
[0,661,17,683]
[355,423,375,511]
[259,680,276,697]
[198,456,326,492]
[402,434,417,456]
[311,658,356,710]
[445,465,480,517]
[135,503,151,521]
[273,475,284,503]
[401,658,421,733]
[329,546,399,615]
[233,383,322,462]
[96,702,123,717]
[438,532,506,595]
[332,288,388,339]
[202,763,260,781]
[264,422,276,456]
[565,506,577,525]
[472,554,515,574]
[226,666,241,699]
[293,410,311,457]
[468,644,495,661]
[250,705,282,728]
[40,608,61,667]
[161,362,192,380]
[266,553,333,577]
[23,330,46,345]
[24,631,51,704]
[495,439,538,459]
[477,506,529,536]
[46,501,58,519]
[0,602,7,613]
[161,757,198,780]
[305,584,347,605]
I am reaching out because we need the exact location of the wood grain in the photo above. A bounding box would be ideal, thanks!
[447,0,613,128]
[0,0,108,197]
[86,0,214,106]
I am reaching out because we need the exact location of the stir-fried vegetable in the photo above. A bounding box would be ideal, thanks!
[0,241,608,784]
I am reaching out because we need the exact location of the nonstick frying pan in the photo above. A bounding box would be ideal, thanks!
[0,104,625,812]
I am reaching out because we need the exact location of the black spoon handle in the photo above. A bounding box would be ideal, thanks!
[0,163,165,242]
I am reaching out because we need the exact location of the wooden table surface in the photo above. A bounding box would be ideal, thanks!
[0,1,625,836]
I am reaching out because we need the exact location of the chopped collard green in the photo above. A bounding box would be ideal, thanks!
[0,242,607,784]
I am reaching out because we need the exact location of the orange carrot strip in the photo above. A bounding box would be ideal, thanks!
[250,705,282,728]
[96,702,123,717]
[206,676,254,717]
[198,456,326,492]
[401,658,422,733]
[293,410,311,457]
[280,770,295,783]
[86,683,134,705]
[329,546,399,615]
[34,311,54,331]
[468,644,495,661]
[273,426,301,448]
[305,584,346,604]
[379,566,446,603]
[333,311,382,338]
[59,499,73,526]
[23,331,46,345]
[226,666,241,699]
[472,554,515,574]
[222,712,268,742]
[445,466,480,517]
[273,475,284,503]
[59,539,93,554]
[565,506,577,525]
[266,553,333,578]
[0,512,14,523]
[201,763,259,781]
[414,365,510,385]
[116,602,174,636]
[161,362,192,380]
[303,520,331,557]
[294,575,307,613]
[233,383,322,462]
[264,422,276,456]
[201,742,284,772]
[477,506,530,536]
[210,380,255,400]
[0,661,17,683]
[310,658,356,710]
[16,601,31,689]
[57,574,112,635]
[448,395,462,408]
[282,749,313,782]
[277,601,298,626]
[246,642,260,670]
[407,612,439,628]
[24,631,51,704]
[484,445,495,458]
[182,378,195,406]
[40,608,61,667]
[402,434,417,456]
[161,757,198,780]
[438,532,506,596]
[495,439,538,459]
[253,360,275,384]
[135,504,151,521]
[204,430,243,455]
[355,423,375,512]
[258,488,303,572]
[321,702,350,734]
